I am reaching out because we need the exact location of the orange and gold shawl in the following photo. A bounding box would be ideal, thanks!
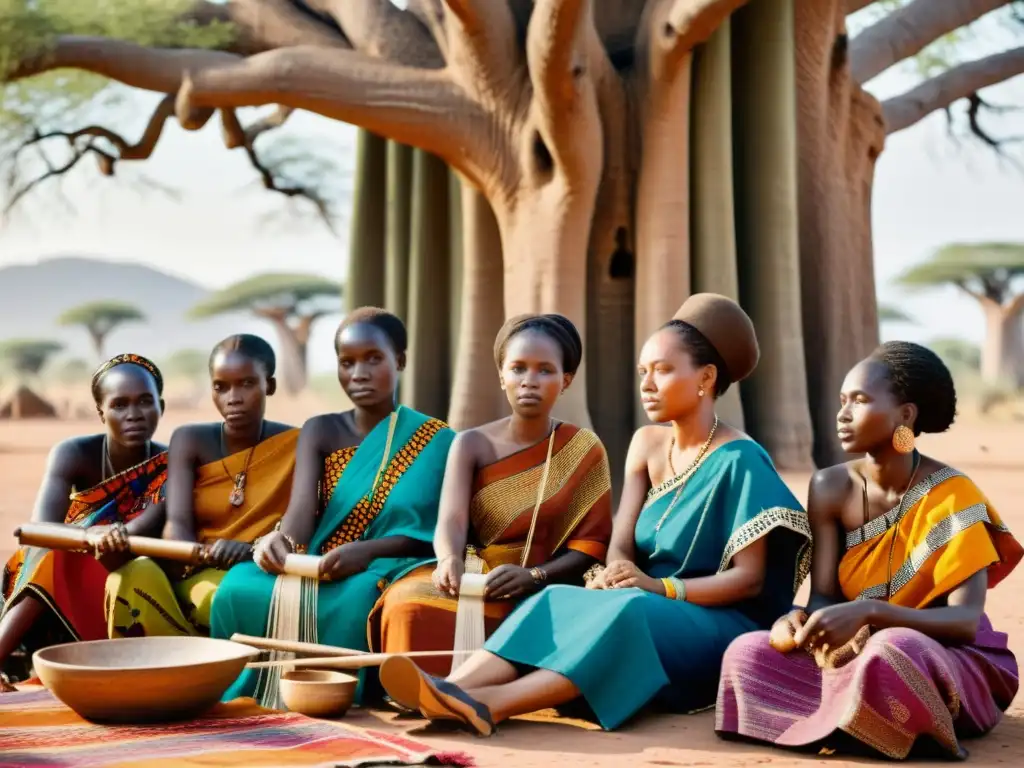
[192,428,300,544]
[469,422,613,569]
[839,467,1022,609]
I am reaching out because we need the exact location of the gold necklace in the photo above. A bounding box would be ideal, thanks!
[221,422,263,507]
[655,415,719,532]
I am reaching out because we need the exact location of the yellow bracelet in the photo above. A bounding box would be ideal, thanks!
[661,578,677,600]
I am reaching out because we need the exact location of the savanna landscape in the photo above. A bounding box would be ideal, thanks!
[3,0,1024,765]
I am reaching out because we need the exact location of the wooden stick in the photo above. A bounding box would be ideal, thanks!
[231,634,367,657]
[246,650,470,670]
[15,524,325,578]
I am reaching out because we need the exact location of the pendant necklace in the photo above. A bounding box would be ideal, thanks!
[654,415,719,533]
[221,422,264,507]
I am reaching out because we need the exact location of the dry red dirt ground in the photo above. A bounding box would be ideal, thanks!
[2,401,1022,766]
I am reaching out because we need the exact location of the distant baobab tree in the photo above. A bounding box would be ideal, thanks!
[188,273,341,395]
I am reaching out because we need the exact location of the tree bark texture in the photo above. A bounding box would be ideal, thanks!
[690,20,744,430]
[981,300,1024,389]
[401,149,451,418]
[384,140,413,319]
[794,0,883,467]
[6,0,909,473]
[346,129,387,312]
[732,0,815,469]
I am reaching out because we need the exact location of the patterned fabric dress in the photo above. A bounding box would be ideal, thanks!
[372,423,613,675]
[210,406,455,707]
[482,440,811,730]
[716,468,1023,759]
[1,454,167,658]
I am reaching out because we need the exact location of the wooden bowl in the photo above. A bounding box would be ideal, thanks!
[33,636,259,723]
[279,669,357,718]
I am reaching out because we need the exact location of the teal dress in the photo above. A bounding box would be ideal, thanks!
[483,439,811,730]
[211,406,454,706]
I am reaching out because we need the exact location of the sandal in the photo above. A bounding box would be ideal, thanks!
[379,656,495,737]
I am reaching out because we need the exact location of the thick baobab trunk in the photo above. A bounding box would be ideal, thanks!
[794,0,880,466]
[402,149,451,419]
[448,173,464,375]
[448,181,507,430]
[384,141,413,319]
[690,20,744,430]
[262,317,307,396]
[497,182,599,430]
[981,302,1024,388]
[346,129,387,312]
[732,0,814,469]
[634,56,694,431]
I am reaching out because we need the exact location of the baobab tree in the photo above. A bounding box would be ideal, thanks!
[3,0,1024,469]
[187,272,341,395]
[899,243,1024,388]
[58,300,145,360]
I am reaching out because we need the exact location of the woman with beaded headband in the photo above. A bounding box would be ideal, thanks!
[104,334,298,638]
[0,354,167,687]
[370,314,613,675]
[210,308,455,707]
[717,341,1023,759]
[376,294,811,735]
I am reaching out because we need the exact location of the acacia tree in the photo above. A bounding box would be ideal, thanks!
[188,272,341,395]
[0,338,64,379]
[4,0,1024,468]
[898,243,1024,388]
[58,299,145,359]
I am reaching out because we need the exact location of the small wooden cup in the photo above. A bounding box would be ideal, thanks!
[279,669,357,718]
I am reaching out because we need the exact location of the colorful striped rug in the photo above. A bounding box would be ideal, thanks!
[0,687,474,767]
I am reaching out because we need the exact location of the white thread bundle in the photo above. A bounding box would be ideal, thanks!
[252,574,318,709]
[449,571,487,675]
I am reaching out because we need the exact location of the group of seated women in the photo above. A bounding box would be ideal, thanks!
[0,294,1019,761]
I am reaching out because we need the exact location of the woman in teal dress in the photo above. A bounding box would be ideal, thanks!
[379,294,812,734]
[210,308,454,707]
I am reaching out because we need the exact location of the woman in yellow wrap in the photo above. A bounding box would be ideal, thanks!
[717,341,1023,759]
[105,335,298,637]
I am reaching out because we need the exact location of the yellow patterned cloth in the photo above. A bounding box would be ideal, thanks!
[104,429,299,637]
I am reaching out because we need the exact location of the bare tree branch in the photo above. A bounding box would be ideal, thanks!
[666,0,749,59]
[524,0,601,183]
[438,0,524,94]
[883,46,1024,134]
[8,36,241,93]
[176,46,489,177]
[186,0,350,54]
[2,96,186,217]
[213,105,336,230]
[528,0,591,108]
[850,0,1010,84]
[305,0,444,67]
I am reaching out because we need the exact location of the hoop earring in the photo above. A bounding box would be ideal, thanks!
[892,425,915,454]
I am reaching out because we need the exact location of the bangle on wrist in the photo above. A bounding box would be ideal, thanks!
[669,577,687,601]
[530,566,548,585]
[661,578,676,599]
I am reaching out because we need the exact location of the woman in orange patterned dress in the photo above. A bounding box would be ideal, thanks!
[372,314,613,675]
[1,355,167,684]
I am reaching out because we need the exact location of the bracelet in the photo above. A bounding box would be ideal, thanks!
[583,564,605,584]
[530,566,548,584]
[661,578,676,599]
[667,576,687,601]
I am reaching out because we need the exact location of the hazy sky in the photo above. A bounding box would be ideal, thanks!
[1,11,1022,364]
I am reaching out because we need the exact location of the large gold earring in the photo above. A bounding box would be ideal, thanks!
[892,425,915,454]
